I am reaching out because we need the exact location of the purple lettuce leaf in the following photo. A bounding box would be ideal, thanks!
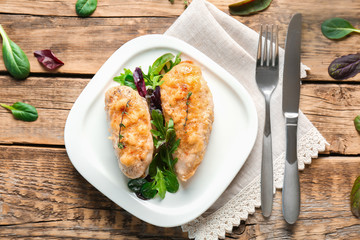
[34,50,64,70]
[328,53,360,80]
[149,86,162,112]
[133,67,147,97]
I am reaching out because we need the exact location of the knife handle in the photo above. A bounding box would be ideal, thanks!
[282,121,300,224]
[261,133,273,217]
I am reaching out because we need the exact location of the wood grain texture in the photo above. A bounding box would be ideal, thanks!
[1,0,360,239]
[1,146,359,239]
[300,83,360,155]
[228,156,360,239]
[0,14,174,75]
[1,74,359,154]
[0,145,188,239]
[0,0,360,81]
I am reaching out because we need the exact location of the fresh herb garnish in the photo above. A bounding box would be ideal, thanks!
[118,100,130,149]
[128,110,180,199]
[0,24,30,80]
[0,102,38,122]
[184,91,192,128]
[321,18,360,40]
[113,52,181,91]
[328,53,360,80]
[75,0,97,17]
[229,0,273,16]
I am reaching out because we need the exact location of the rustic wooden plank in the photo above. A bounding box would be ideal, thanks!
[300,83,360,155]
[0,146,359,238]
[0,145,188,239]
[0,0,186,17]
[1,0,360,81]
[1,74,360,154]
[0,15,174,75]
[0,76,88,145]
[228,156,360,239]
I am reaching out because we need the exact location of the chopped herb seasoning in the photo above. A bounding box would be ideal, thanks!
[118,100,131,149]
[184,91,192,128]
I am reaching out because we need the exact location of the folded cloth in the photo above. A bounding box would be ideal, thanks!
[165,0,328,239]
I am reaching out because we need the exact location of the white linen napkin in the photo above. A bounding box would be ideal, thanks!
[165,0,328,239]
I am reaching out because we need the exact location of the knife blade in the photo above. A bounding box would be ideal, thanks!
[282,13,302,224]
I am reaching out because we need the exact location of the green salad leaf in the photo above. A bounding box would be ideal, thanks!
[128,110,180,199]
[114,52,181,90]
[1,102,38,122]
[321,18,360,40]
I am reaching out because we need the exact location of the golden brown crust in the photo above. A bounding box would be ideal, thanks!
[105,86,153,179]
[160,61,214,181]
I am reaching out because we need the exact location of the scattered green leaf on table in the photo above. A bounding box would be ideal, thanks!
[351,175,360,218]
[328,53,360,80]
[229,0,273,16]
[354,115,360,132]
[321,18,360,40]
[0,102,38,122]
[76,0,97,17]
[0,24,30,80]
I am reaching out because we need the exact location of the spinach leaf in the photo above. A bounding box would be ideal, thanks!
[114,53,181,90]
[164,170,179,193]
[151,53,175,75]
[351,175,360,218]
[321,18,360,40]
[328,53,360,80]
[0,24,30,80]
[0,102,38,122]
[128,178,148,193]
[76,0,97,17]
[141,181,158,199]
[229,0,273,16]
[354,115,360,132]
[128,110,180,200]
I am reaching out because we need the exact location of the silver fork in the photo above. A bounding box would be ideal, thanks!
[256,25,279,218]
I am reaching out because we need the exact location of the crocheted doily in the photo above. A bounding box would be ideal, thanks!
[182,126,328,239]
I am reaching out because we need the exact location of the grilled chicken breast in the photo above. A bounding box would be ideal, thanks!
[105,86,153,179]
[160,61,214,181]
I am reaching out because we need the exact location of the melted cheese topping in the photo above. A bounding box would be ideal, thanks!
[161,61,214,181]
[105,86,153,178]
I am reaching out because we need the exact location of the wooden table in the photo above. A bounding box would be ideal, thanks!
[1,0,359,239]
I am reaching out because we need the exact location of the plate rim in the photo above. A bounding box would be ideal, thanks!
[64,34,258,227]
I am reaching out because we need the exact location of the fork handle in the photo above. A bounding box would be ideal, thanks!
[261,132,273,217]
[261,97,273,217]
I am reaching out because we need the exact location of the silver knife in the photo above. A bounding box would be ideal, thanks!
[282,13,302,224]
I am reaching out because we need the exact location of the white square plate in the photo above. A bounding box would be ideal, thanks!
[64,34,258,227]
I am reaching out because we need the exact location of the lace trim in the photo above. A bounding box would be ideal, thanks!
[182,126,328,239]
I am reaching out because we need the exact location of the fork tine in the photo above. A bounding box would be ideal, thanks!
[270,25,274,67]
[264,25,268,66]
[275,25,279,66]
[257,25,263,66]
